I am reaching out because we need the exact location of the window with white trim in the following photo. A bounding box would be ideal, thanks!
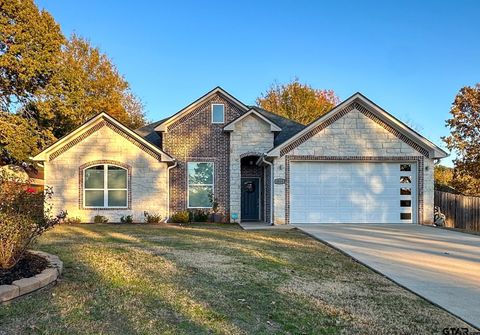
[84,164,128,208]
[211,104,225,123]
[187,162,214,208]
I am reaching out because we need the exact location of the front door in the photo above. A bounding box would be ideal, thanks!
[241,178,260,221]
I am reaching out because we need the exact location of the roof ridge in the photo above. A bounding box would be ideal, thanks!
[249,106,305,126]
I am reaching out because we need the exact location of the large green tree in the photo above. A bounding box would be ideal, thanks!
[443,84,480,196]
[0,0,146,162]
[256,78,339,125]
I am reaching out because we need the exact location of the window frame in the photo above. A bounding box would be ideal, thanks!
[211,103,225,124]
[187,162,214,209]
[83,164,129,209]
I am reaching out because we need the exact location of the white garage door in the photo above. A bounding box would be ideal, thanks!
[290,162,416,224]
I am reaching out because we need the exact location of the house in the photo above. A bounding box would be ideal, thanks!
[33,87,448,224]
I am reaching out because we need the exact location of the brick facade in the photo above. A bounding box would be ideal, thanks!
[40,90,441,226]
[162,93,245,218]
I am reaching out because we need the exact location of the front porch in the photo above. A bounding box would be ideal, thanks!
[230,154,272,224]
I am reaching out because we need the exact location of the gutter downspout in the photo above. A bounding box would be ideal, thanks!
[166,160,178,221]
[261,154,274,225]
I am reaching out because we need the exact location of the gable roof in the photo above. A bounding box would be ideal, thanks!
[154,87,249,132]
[223,108,282,132]
[33,113,174,162]
[250,107,306,147]
[266,92,448,159]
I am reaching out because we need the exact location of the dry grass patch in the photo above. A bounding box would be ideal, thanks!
[0,223,473,335]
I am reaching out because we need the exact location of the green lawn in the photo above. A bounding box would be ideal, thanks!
[0,224,470,334]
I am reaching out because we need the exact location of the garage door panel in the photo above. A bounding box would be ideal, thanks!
[290,161,416,224]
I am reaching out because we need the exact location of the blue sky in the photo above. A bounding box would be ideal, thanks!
[37,0,480,166]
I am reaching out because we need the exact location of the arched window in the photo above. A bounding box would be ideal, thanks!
[83,164,128,208]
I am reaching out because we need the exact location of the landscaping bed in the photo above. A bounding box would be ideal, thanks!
[0,252,48,285]
[0,224,473,334]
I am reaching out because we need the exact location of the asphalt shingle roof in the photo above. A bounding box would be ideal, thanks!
[249,106,306,146]
[135,108,305,149]
[134,118,168,148]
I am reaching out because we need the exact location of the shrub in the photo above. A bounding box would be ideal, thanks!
[0,171,66,270]
[190,209,209,222]
[170,211,190,223]
[63,217,82,224]
[120,215,133,224]
[144,211,161,224]
[93,215,108,224]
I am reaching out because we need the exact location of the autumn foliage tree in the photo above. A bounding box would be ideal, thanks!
[0,0,64,110]
[443,84,480,196]
[0,0,146,162]
[32,34,146,138]
[256,78,339,125]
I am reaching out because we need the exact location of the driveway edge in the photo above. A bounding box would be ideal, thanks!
[293,226,479,330]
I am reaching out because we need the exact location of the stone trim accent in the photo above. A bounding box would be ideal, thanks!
[0,251,63,303]
[284,155,424,224]
[49,121,105,161]
[280,102,430,158]
[104,122,161,161]
[49,120,162,162]
[78,160,133,210]
[240,151,263,158]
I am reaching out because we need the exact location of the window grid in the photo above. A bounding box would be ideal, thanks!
[187,162,214,208]
[84,164,128,209]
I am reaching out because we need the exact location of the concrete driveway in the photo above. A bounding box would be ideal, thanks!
[294,223,480,328]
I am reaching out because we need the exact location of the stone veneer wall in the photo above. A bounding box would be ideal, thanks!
[162,93,245,218]
[45,120,168,223]
[272,108,435,224]
[229,114,275,221]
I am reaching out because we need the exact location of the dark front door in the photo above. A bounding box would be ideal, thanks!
[241,178,260,221]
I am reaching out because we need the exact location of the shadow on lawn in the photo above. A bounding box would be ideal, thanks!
[39,224,340,334]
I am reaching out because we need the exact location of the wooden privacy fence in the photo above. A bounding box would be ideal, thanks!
[434,190,480,232]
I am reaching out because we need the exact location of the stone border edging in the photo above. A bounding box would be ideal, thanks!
[0,251,63,302]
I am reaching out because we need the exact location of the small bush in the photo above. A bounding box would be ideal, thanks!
[0,171,66,270]
[190,209,209,222]
[120,215,133,224]
[170,211,190,223]
[63,217,82,225]
[93,215,108,224]
[144,211,161,224]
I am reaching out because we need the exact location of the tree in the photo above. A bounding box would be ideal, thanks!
[256,78,339,125]
[0,0,64,111]
[0,112,55,163]
[443,84,480,196]
[32,34,146,138]
[1,0,146,163]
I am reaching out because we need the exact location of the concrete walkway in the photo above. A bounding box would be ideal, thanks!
[294,223,480,328]
[239,222,294,230]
